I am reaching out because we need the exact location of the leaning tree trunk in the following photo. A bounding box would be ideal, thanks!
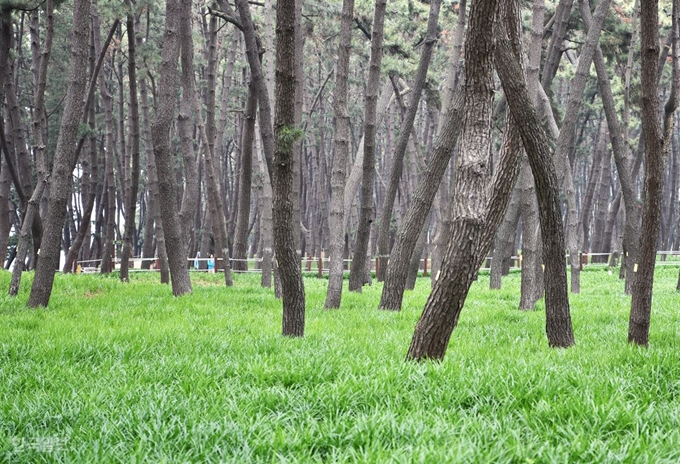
[274,0,305,337]
[348,0,387,292]
[150,0,192,296]
[378,86,464,310]
[495,16,574,348]
[28,0,91,307]
[324,0,355,309]
[375,0,441,281]
[8,0,54,294]
[120,2,141,282]
[406,0,498,361]
[629,0,679,346]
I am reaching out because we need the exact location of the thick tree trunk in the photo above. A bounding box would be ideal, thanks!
[324,0,355,309]
[629,0,679,346]
[150,0,192,296]
[274,0,305,336]
[407,0,497,361]
[28,0,91,307]
[348,0,387,292]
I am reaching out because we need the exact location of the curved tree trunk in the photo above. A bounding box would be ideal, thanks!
[348,0,387,292]
[407,0,498,361]
[28,0,91,307]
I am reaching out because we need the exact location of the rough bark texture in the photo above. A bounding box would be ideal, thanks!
[274,0,305,337]
[150,0,192,296]
[406,0,497,361]
[348,0,387,292]
[28,0,91,307]
[375,0,441,281]
[629,0,678,346]
[324,0,355,309]
[496,18,574,347]
[379,87,464,310]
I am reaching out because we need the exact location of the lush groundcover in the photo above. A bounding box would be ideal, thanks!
[0,267,679,463]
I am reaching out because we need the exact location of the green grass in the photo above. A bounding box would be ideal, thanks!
[0,267,679,463]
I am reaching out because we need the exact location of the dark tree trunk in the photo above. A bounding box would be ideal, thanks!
[378,87,464,310]
[28,0,91,307]
[496,16,575,348]
[629,0,679,346]
[348,0,387,292]
[274,0,305,336]
[233,82,257,272]
[407,0,498,361]
[120,2,141,282]
[150,0,192,296]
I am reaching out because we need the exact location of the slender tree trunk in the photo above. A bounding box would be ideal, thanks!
[376,0,441,281]
[325,0,355,309]
[349,0,387,292]
[120,2,141,282]
[233,82,256,271]
[28,0,91,307]
[150,0,192,296]
[496,12,575,347]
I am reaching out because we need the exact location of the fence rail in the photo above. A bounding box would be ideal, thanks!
[72,251,680,275]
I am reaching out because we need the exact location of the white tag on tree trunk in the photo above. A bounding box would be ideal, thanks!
[542,264,545,271]
[436,270,441,281]
[634,263,638,272]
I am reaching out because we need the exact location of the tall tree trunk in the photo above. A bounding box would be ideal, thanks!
[496,14,575,348]
[378,87,464,310]
[348,0,387,292]
[629,0,679,346]
[407,0,498,361]
[120,2,141,282]
[233,82,256,271]
[27,0,91,307]
[375,0,441,281]
[325,0,355,309]
[274,0,305,336]
[150,0,192,296]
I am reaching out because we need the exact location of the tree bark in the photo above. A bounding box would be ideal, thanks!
[407,0,498,361]
[120,2,141,282]
[376,0,441,281]
[324,0,355,309]
[274,0,305,337]
[629,0,679,346]
[28,0,91,307]
[496,16,575,348]
[348,0,387,292]
[150,0,192,296]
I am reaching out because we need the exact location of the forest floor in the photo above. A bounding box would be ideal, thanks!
[1,267,679,462]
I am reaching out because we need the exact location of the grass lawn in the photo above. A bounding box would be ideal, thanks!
[0,267,679,463]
